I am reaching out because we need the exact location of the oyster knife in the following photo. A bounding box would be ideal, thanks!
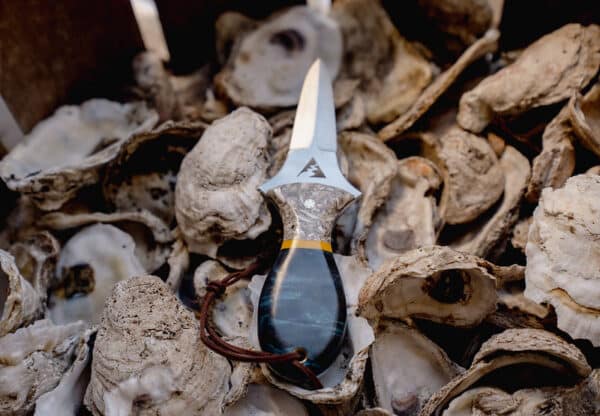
[258,59,360,387]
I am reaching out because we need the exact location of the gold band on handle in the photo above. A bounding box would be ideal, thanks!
[281,239,332,252]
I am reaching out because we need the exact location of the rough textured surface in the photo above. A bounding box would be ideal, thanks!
[526,105,576,203]
[85,275,234,415]
[363,157,441,270]
[175,108,272,259]
[379,29,499,141]
[525,174,600,346]
[423,128,504,224]
[0,99,157,210]
[0,249,45,336]
[458,24,600,133]
[450,146,530,260]
[358,246,499,327]
[420,329,592,416]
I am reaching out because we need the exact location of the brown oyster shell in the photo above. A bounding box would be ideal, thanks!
[525,104,576,203]
[379,29,499,141]
[568,82,600,157]
[420,328,592,416]
[175,108,272,263]
[215,6,342,109]
[423,128,504,224]
[458,24,600,133]
[357,246,500,328]
[449,146,530,260]
[332,0,434,124]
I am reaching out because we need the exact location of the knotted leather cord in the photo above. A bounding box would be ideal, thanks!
[198,260,323,389]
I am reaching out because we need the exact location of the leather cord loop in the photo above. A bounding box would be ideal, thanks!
[198,259,323,390]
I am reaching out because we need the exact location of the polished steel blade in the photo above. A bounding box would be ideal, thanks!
[260,60,360,196]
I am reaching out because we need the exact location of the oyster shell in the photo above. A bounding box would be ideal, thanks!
[369,322,462,415]
[223,384,309,416]
[103,120,206,224]
[175,108,272,265]
[441,375,600,416]
[416,0,493,51]
[85,275,242,415]
[449,146,530,260]
[0,99,158,210]
[338,131,398,254]
[423,128,504,224]
[379,29,499,141]
[457,24,600,133]
[421,328,592,415]
[38,209,172,272]
[525,105,576,203]
[47,223,146,325]
[568,82,600,157]
[357,246,501,328]
[511,217,532,254]
[34,327,95,416]
[0,249,45,336]
[215,6,342,109]
[250,255,374,406]
[524,174,600,346]
[363,157,442,270]
[332,0,434,124]
[0,319,87,415]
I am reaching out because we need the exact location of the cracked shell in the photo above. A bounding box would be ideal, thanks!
[369,322,462,416]
[84,275,239,415]
[421,328,591,416]
[457,24,600,133]
[423,128,504,224]
[0,99,158,210]
[175,108,272,263]
[525,174,600,346]
[362,157,442,270]
[0,319,87,415]
[215,6,342,109]
[357,246,500,328]
[0,249,46,336]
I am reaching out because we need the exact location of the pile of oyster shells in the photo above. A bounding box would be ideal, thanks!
[1,1,600,415]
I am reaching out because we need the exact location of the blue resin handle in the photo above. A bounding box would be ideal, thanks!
[258,182,355,387]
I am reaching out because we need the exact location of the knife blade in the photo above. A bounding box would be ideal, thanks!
[257,59,360,388]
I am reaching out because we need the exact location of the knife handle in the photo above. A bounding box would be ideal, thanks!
[258,182,355,387]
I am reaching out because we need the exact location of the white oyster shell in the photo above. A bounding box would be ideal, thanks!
[175,107,272,263]
[48,224,146,325]
[215,6,342,109]
[0,249,45,336]
[223,384,308,416]
[370,322,462,415]
[0,319,87,415]
[0,99,158,210]
[85,275,240,415]
[524,174,600,346]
